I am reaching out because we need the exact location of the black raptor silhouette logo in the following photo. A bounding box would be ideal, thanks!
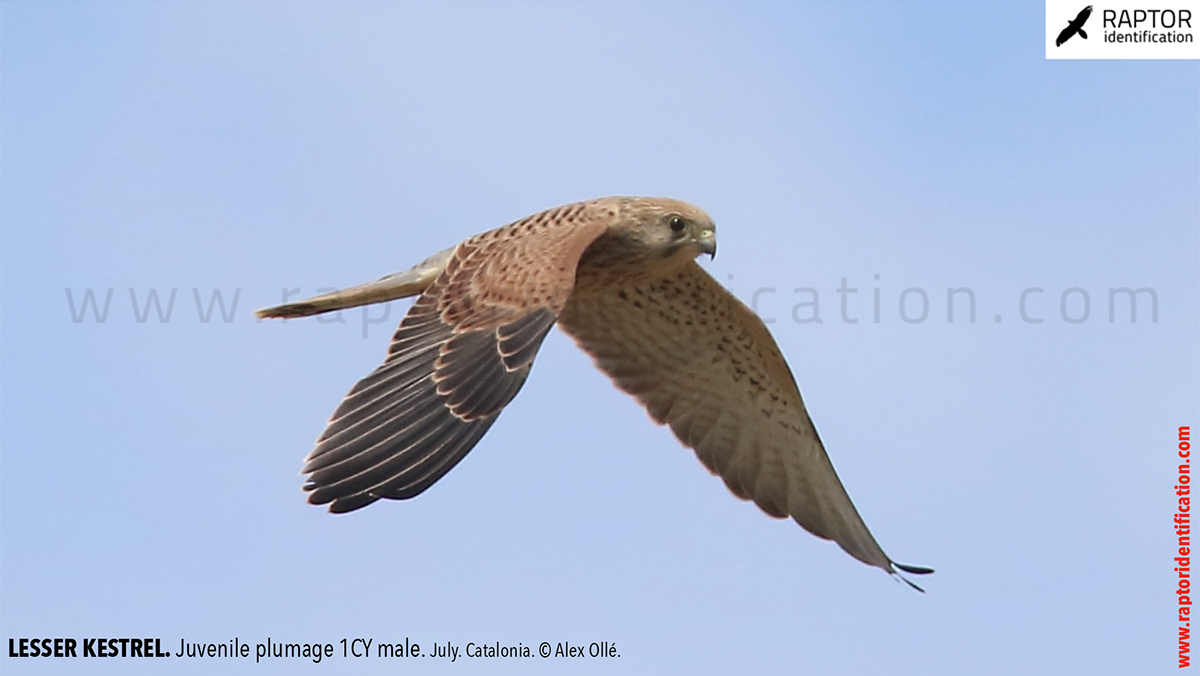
[1056,5,1093,47]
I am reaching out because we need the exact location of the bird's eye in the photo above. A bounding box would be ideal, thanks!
[669,216,686,234]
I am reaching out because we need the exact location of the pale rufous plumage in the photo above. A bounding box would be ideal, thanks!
[258,197,931,588]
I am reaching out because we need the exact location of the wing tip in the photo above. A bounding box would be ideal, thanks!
[304,483,382,514]
[894,561,935,575]
[890,561,934,593]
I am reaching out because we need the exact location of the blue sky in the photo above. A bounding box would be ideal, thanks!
[2,2,1197,674]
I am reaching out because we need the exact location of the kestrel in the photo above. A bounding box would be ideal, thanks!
[257,197,932,588]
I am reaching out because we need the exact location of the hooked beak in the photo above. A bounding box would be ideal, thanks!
[697,229,717,259]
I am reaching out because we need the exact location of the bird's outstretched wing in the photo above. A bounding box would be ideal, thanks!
[558,261,929,581]
[301,201,613,513]
[1076,5,1093,39]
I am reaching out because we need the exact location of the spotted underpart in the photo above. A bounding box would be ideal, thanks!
[562,265,846,550]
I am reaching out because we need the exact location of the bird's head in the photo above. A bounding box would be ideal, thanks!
[613,197,717,266]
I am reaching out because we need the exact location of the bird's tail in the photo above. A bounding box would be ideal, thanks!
[1079,29,1088,39]
[256,245,455,319]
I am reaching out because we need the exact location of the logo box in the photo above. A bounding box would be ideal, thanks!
[1046,0,1200,58]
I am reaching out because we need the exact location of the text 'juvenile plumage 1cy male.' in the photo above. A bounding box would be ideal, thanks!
[257,196,933,590]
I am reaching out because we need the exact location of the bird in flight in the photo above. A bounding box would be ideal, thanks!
[1056,5,1093,47]
[258,197,932,589]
